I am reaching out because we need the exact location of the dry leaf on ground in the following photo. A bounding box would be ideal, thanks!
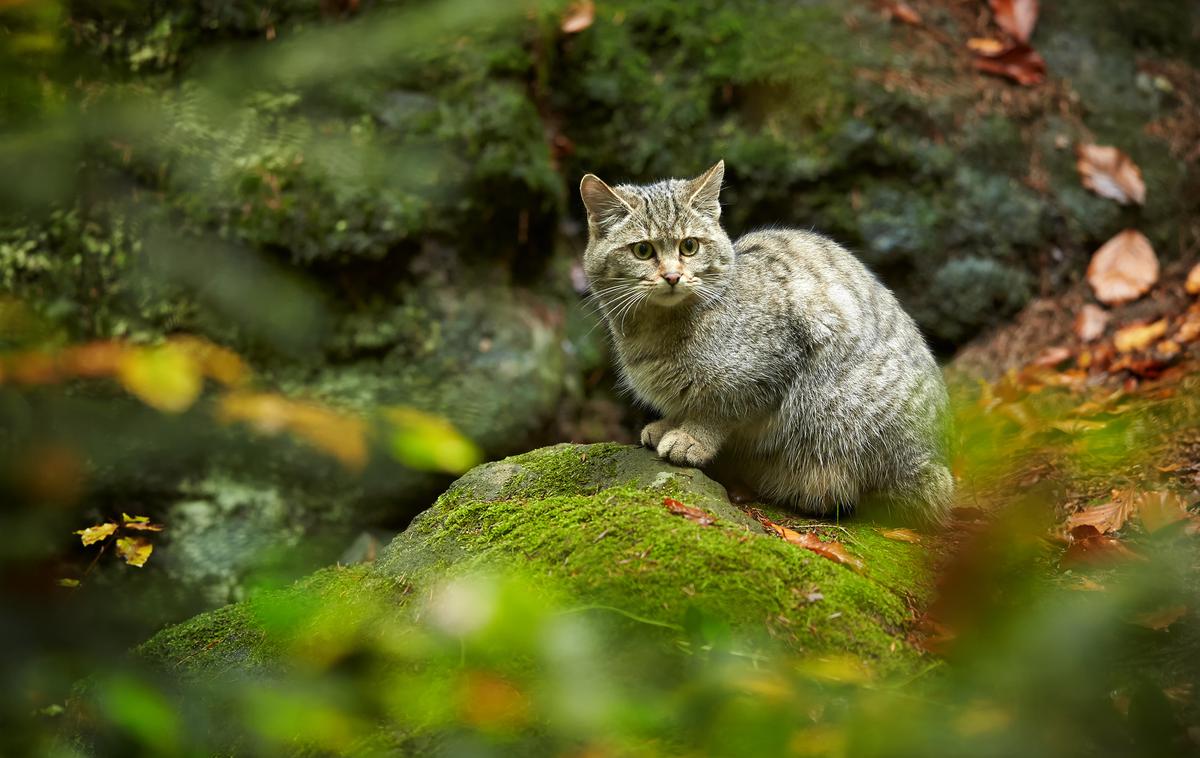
[885,2,922,25]
[1187,263,1200,296]
[218,392,369,470]
[1131,605,1187,631]
[1076,144,1146,205]
[756,516,866,573]
[662,497,715,526]
[1031,346,1072,367]
[1135,490,1192,534]
[972,43,1046,86]
[76,522,118,546]
[1065,497,1133,534]
[1062,525,1143,566]
[879,527,922,543]
[967,37,1006,55]
[1114,320,1168,353]
[1177,312,1200,344]
[1074,304,1109,342]
[560,0,594,34]
[1087,230,1159,305]
[989,0,1038,43]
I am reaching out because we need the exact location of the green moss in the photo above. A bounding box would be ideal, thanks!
[143,445,934,683]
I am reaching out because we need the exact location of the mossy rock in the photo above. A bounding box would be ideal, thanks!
[141,443,935,681]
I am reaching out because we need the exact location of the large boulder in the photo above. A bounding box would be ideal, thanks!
[138,443,934,679]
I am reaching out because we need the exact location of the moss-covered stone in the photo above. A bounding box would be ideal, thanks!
[141,444,935,684]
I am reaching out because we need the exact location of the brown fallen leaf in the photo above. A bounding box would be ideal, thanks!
[885,1,922,26]
[115,536,153,567]
[1114,319,1168,353]
[1177,312,1200,343]
[967,37,1006,55]
[1031,346,1072,368]
[988,0,1038,43]
[1135,490,1191,534]
[1187,263,1200,296]
[879,527,922,544]
[972,43,1046,86]
[1131,605,1187,631]
[1076,144,1146,205]
[1087,230,1159,305]
[1062,525,1143,566]
[1074,304,1109,342]
[560,0,594,34]
[1065,497,1132,534]
[76,522,118,546]
[764,522,865,572]
[1156,340,1182,359]
[662,497,715,526]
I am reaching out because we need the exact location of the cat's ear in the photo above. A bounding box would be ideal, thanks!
[686,160,724,219]
[580,174,634,230]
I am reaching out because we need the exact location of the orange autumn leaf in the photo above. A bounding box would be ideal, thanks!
[662,497,715,526]
[879,527,922,544]
[758,518,865,573]
[1087,230,1159,306]
[59,341,129,378]
[115,536,153,567]
[1076,144,1146,205]
[1113,320,1168,353]
[217,392,368,470]
[1074,304,1109,342]
[1187,263,1200,296]
[76,522,118,546]
[988,0,1038,43]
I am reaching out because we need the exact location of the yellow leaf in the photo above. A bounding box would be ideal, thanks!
[384,407,481,474]
[1114,319,1168,353]
[58,578,80,588]
[168,336,249,387]
[115,536,153,567]
[879,527,922,543]
[117,345,203,413]
[122,513,164,532]
[76,522,118,546]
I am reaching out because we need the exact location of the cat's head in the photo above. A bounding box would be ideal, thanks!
[579,161,734,311]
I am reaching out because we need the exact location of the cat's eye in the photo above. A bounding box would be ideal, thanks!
[679,238,699,256]
[630,241,655,260]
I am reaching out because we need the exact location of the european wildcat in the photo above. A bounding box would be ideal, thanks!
[579,161,953,524]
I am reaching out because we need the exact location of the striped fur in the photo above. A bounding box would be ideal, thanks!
[580,161,953,524]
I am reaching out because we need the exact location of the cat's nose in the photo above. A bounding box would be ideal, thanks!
[663,272,681,286]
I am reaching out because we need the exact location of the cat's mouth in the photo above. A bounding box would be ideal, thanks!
[648,282,695,306]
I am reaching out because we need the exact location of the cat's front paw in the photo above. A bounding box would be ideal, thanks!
[640,419,675,449]
[656,429,716,468]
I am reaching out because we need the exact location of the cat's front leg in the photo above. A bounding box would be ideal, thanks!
[656,422,724,468]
